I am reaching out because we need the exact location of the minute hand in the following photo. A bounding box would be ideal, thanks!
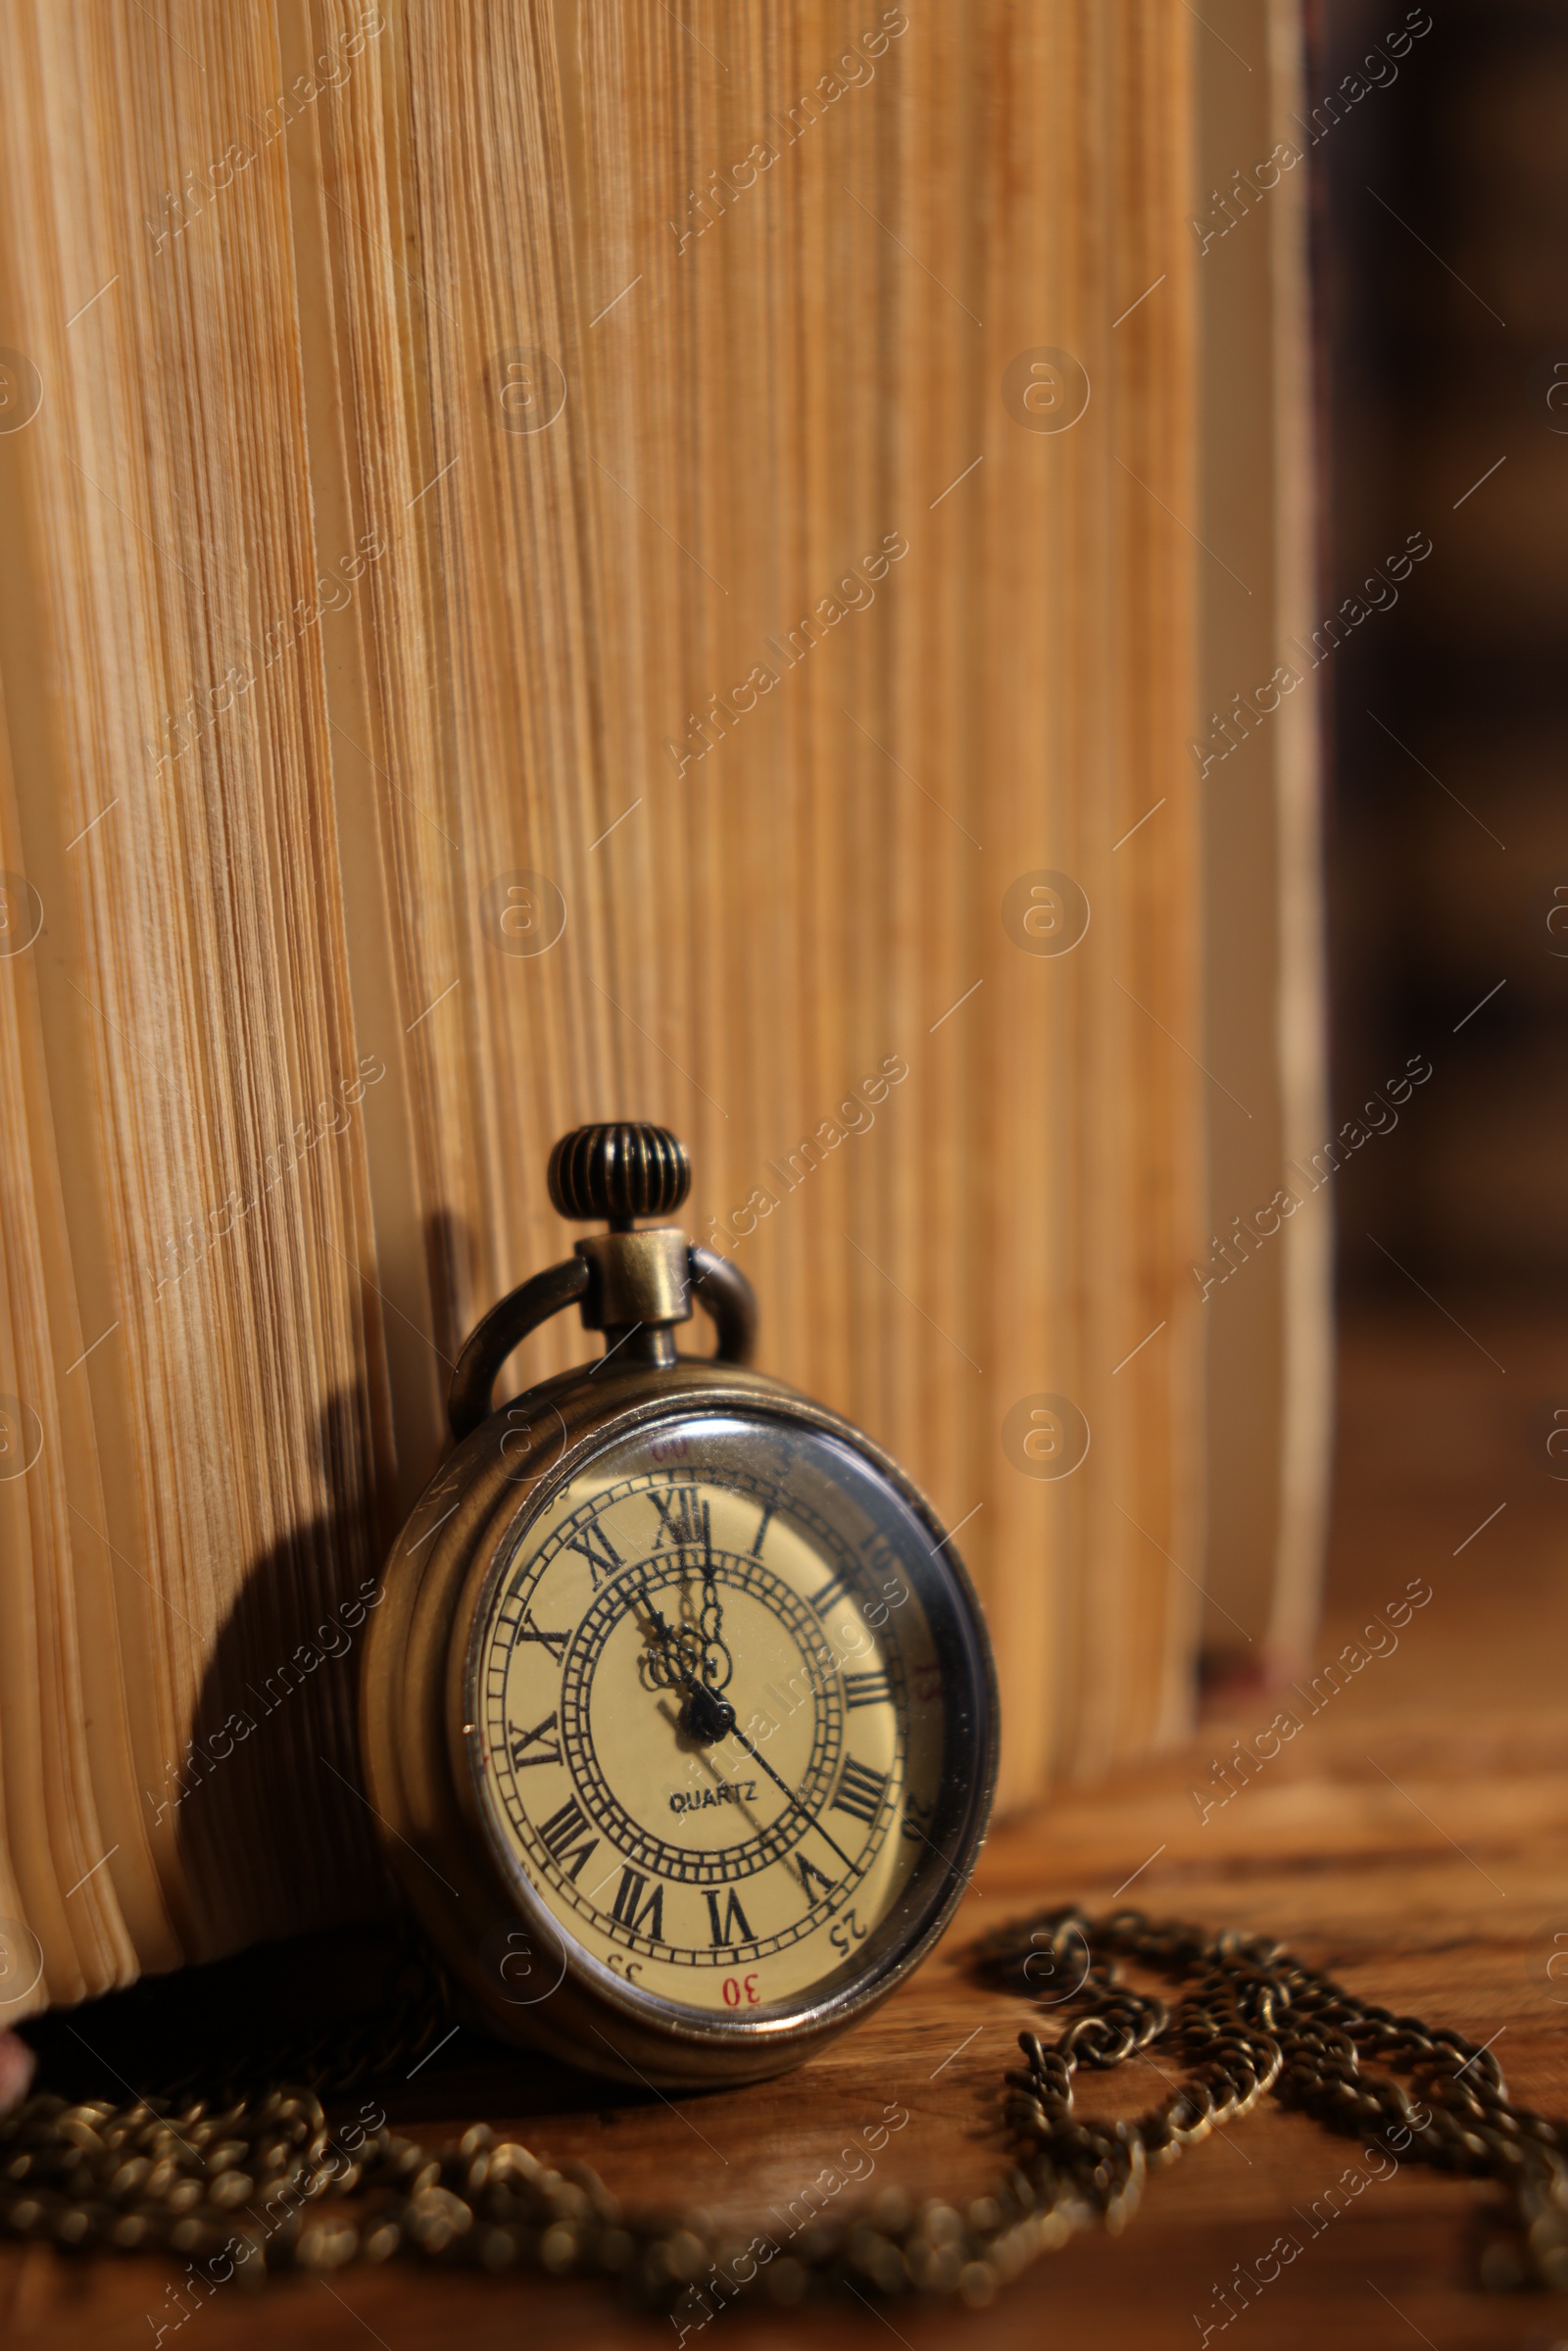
[644,1609,858,1875]
[722,1715,858,1876]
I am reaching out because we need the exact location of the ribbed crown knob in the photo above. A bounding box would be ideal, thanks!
[547,1124,692,1226]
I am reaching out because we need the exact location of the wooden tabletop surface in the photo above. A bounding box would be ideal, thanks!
[6,1303,1567,2350]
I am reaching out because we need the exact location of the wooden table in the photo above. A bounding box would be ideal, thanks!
[7,1305,1568,2349]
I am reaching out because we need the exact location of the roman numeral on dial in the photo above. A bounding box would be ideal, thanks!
[563,1521,623,1584]
[705,1887,755,1946]
[808,1568,851,1616]
[507,1710,562,1768]
[795,1851,837,1900]
[610,1868,665,1942]
[831,1756,890,1827]
[536,1795,598,1880]
[843,1670,893,1709]
[650,1486,707,1553]
[514,1608,567,1662]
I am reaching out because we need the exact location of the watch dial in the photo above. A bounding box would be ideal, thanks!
[466,1408,976,2021]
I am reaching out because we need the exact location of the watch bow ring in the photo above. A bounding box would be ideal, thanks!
[362,1123,1000,2088]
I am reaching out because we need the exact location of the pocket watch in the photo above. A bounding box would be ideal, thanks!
[362,1124,999,2088]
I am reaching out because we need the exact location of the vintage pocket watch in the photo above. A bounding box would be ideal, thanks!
[362,1123,999,2088]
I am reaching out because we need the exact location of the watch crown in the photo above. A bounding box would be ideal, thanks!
[547,1123,692,1229]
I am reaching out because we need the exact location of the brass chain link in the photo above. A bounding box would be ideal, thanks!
[3,1904,1563,2308]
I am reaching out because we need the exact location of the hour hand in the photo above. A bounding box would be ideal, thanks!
[643,1604,735,1745]
[680,1678,736,1745]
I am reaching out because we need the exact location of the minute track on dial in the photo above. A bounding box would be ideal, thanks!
[544,1541,857,1908]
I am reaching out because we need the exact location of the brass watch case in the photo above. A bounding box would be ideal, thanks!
[361,1353,1000,2089]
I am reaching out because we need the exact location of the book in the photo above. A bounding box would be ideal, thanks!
[1191,0,1332,1680]
[0,0,1318,2016]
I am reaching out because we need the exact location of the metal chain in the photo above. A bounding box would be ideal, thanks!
[3,1905,1563,2307]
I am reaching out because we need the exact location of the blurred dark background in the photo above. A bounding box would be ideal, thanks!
[1318,0,1567,1308]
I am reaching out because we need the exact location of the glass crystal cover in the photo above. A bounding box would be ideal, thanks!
[466,1408,969,2020]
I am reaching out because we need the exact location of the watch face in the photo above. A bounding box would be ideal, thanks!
[462,1405,990,2033]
